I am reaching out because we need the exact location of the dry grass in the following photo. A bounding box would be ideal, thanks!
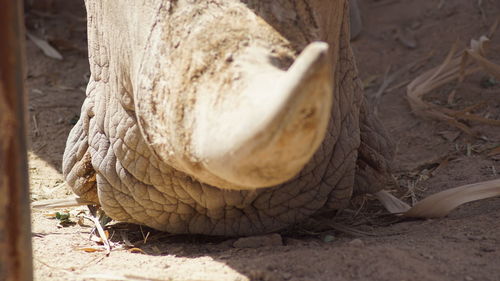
[406,26,500,136]
[395,24,500,218]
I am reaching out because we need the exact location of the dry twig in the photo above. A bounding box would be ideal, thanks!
[85,214,111,255]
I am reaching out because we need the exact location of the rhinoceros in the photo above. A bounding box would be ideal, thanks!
[62,0,393,236]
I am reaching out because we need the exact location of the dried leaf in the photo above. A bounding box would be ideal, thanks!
[77,247,105,253]
[26,32,63,60]
[43,213,57,218]
[128,248,146,254]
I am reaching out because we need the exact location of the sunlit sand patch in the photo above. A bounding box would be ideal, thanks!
[28,151,70,201]
[79,256,249,281]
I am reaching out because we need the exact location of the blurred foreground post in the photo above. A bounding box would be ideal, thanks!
[0,1,34,280]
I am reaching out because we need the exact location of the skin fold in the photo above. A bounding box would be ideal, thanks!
[63,0,393,236]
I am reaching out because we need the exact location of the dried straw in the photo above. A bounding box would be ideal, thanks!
[406,35,500,136]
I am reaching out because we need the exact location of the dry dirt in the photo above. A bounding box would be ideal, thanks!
[26,0,500,280]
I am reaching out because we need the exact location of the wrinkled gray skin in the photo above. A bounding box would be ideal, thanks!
[63,0,393,236]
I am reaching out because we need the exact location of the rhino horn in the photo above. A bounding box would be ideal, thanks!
[190,42,333,189]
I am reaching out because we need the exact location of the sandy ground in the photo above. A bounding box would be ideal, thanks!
[26,0,500,280]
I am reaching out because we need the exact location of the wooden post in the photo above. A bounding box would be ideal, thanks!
[0,1,34,280]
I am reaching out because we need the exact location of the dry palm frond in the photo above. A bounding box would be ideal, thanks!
[375,190,411,214]
[403,178,500,218]
[376,179,500,218]
[79,273,176,281]
[406,35,500,136]
[31,196,96,209]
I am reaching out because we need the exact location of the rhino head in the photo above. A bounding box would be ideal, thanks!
[63,0,393,235]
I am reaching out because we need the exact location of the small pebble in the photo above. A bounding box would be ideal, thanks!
[349,238,364,247]
[323,235,335,243]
